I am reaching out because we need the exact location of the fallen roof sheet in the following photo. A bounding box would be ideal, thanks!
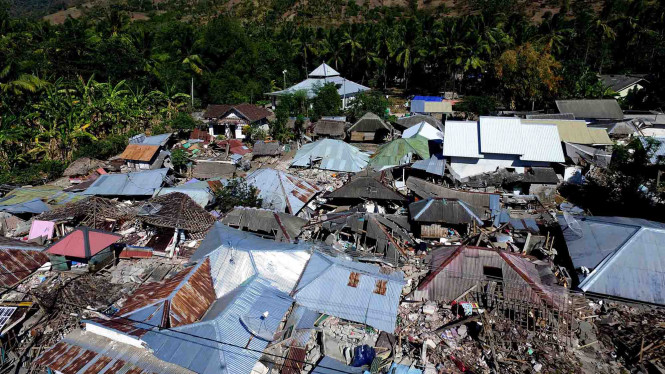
[411,155,446,177]
[0,186,83,211]
[84,169,168,196]
[564,142,612,167]
[638,136,665,164]
[46,227,121,258]
[409,198,483,225]
[34,329,195,374]
[245,168,319,214]
[0,198,50,214]
[63,157,103,177]
[120,144,161,162]
[293,251,405,332]
[154,178,226,208]
[555,99,624,120]
[405,177,497,219]
[192,223,313,297]
[291,139,369,173]
[141,276,293,374]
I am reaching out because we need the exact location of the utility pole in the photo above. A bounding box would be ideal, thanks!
[191,77,194,108]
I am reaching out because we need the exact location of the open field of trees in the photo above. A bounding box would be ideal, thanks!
[2,0,665,183]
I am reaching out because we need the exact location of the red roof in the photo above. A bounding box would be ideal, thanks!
[46,227,121,258]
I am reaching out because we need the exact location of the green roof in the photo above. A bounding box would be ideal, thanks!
[369,136,430,169]
[0,185,83,206]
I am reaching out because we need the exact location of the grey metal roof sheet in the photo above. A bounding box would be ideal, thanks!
[142,276,294,374]
[0,198,50,214]
[291,139,369,172]
[268,75,369,98]
[326,176,406,201]
[411,155,446,176]
[245,168,319,214]
[293,252,404,332]
[396,115,444,131]
[599,74,646,92]
[348,112,392,133]
[83,169,168,196]
[638,136,665,164]
[526,113,575,120]
[555,99,624,120]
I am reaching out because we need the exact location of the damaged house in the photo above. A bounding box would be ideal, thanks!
[120,133,173,171]
[369,136,430,171]
[245,168,319,215]
[413,245,564,308]
[442,117,565,184]
[83,168,170,197]
[409,198,484,239]
[313,118,349,140]
[292,251,405,332]
[45,227,122,272]
[291,139,370,173]
[252,140,283,158]
[325,170,406,212]
[203,103,273,139]
[221,207,307,242]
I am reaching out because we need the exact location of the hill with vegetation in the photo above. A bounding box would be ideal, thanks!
[1,0,665,185]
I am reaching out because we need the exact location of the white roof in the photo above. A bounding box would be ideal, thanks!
[309,63,340,77]
[402,121,443,140]
[443,121,482,158]
[268,76,369,98]
[444,117,565,163]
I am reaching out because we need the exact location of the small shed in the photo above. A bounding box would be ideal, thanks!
[348,113,393,142]
[313,119,348,139]
[46,227,122,271]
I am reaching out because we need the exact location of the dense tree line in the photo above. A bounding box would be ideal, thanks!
[2,0,665,182]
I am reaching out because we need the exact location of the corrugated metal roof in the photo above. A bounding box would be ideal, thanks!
[309,63,340,77]
[326,175,406,201]
[555,99,624,120]
[154,178,227,208]
[348,112,392,133]
[413,96,442,102]
[268,75,369,99]
[0,198,50,214]
[120,144,161,162]
[396,115,443,131]
[572,217,665,305]
[411,155,446,176]
[0,186,83,209]
[291,139,369,172]
[479,117,564,162]
[84,169,168,196]
[221,207,307,242]
[522,119,612,145]
[142,276,293,374]
[34,330,195,374]
[245,168,319,214]
[369,136,430,169]
[0,239,48,288]
[192,223,312,297]
[442,121,482,158]
[293,252,404,332]
[526,113,576,120]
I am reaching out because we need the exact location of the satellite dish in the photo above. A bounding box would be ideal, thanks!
[240,313,274,341]
[563,212,583,238]
[262,193,285,212]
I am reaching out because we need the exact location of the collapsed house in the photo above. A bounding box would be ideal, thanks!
[443,117,565,183]
[245,168,319,215]
[37,195,134,232]
[410,155,446,178]
[153,178,226,208]
[0,185,83,215]
[324,170,406,211]
[0,237,49,288]
[120,133,173,171]
[252,140,283,158]
[221,207,307,242]
[348,112,393,142]
[557,215,665,305]
[413,245,563,308]
[291,139,369,173]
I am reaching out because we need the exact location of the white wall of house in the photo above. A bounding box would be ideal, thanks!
[617,83,645,98]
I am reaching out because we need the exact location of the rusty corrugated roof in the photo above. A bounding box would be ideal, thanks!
[120,144,161,162]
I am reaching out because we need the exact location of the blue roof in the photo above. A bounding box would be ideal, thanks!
[412,96,442,102]
[311,356,365,374]
[389,363,423,374]
[293,252,404,332]
[84,169,168,196]
[130,133,172,146]
[0,198,50,214]
[142,277,293,374]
